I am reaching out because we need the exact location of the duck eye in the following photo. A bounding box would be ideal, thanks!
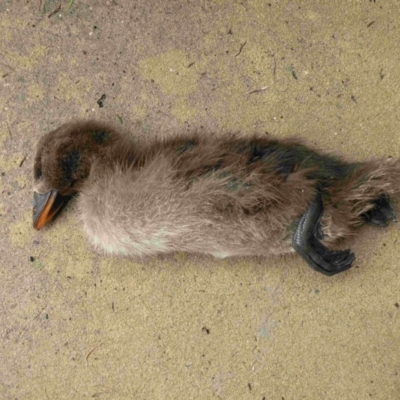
[35,168,43,180]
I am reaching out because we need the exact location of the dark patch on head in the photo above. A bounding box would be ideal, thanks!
[60,149,81,183]
[92,130,111,145]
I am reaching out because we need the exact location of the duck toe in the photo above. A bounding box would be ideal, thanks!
[363,195,397,227]
[324,248,355,272]
[303,239,355,276]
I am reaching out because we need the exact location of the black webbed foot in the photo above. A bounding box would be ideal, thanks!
[292,192,355,276]
[363,195,396,227]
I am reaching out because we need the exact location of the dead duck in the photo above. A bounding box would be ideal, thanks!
[33,121,400,276]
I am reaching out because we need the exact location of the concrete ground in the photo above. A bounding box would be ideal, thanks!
[1,1,399,399]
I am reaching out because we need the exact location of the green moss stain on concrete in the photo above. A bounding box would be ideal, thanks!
[39,216,94,279]
[128,89,160,121]
[8,211,32,248]
[56,73,92,105]
[171,98,196,124]
[28,82,45,102]
[2,45,47,70]
[13,175,29,189]
[132,103,147,120]
[0,15,15,43]
[8,209,94,279]
[139,49,200,96]
[0,128,8,149]
[135,4,279,130]
[138,49,204,122]
[1,153,26,172]
[194,5,279,131]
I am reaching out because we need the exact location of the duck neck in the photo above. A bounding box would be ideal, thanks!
[87,131,137,170]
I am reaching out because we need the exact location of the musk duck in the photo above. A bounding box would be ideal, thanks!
[33,121,400,276]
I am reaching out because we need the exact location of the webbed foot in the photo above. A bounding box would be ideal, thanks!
[363,195,396,227]
[292,192,355,276]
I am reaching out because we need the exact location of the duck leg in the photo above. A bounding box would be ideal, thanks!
[362,195,397,227]
[292,192,355,276]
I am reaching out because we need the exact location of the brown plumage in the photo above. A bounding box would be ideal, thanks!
[33,121,400,275]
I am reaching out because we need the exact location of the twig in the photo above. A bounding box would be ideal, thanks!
[6,123,12,138]
[272,54,277,80]
[235,41,247,57]
[48,4,61,18]
[19,156,27,168]
[86,343,104,362]
[0,61,16,72]
[248,86,268,95]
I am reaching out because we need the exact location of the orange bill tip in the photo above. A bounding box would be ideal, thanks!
[33,190,64,230]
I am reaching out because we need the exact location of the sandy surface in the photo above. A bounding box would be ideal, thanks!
[1,1,399,399]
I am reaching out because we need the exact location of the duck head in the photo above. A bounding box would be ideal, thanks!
[33,121,120,230]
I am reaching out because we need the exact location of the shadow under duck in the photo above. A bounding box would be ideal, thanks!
[33,121,400,276]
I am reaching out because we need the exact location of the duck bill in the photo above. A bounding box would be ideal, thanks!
[33,190,68,230]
